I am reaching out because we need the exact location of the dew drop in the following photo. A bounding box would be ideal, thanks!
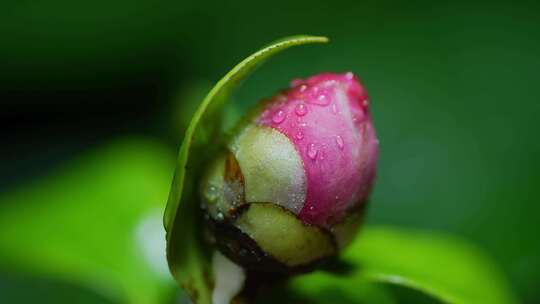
[216,212,225,221]
[331,103,338,114]
[299,84,308,92]
[363,99,369,107]
[295,131,304,140]
[295,103,307,116]
[335,135,344,150]
[345,72,354,80]
[204,184,218,202]
[272,110,286,124]
[308,94,330,106]
[307,143,318,160]
[309,206,315,211]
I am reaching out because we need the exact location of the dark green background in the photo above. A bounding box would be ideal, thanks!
[1,0,538,302]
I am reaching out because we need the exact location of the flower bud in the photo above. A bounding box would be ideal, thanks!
[201,72,378,272]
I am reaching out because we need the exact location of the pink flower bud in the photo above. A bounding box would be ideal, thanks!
[201,72,378,271]
[257,72,378,227]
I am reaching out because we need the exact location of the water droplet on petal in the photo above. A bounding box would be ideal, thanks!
[345,72,354,80]
[331,103,338,114]
[295,103,307,116]
[295,131,304,140]
[335,135,344,150]
[363,99,369,107]
[309,206,315,211]
[308,94,330,106]
[299,84,308,92]
[307,143,318,160]
[272,110,286,124]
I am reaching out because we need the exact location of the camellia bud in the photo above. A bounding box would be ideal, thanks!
[201,72,378,272]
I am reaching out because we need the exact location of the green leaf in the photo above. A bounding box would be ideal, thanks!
[285,271,397,304]
[341,226,517,304]
[285,226,516,303]
[0,139,176,304]
[163,35,328,304]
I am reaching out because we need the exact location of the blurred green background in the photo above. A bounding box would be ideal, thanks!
[1,0,539,303]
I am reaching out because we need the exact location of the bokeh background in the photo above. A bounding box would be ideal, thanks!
[1,0,539,303]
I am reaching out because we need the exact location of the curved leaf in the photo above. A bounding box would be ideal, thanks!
[164,35,328,304]
[342,226,517,304]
